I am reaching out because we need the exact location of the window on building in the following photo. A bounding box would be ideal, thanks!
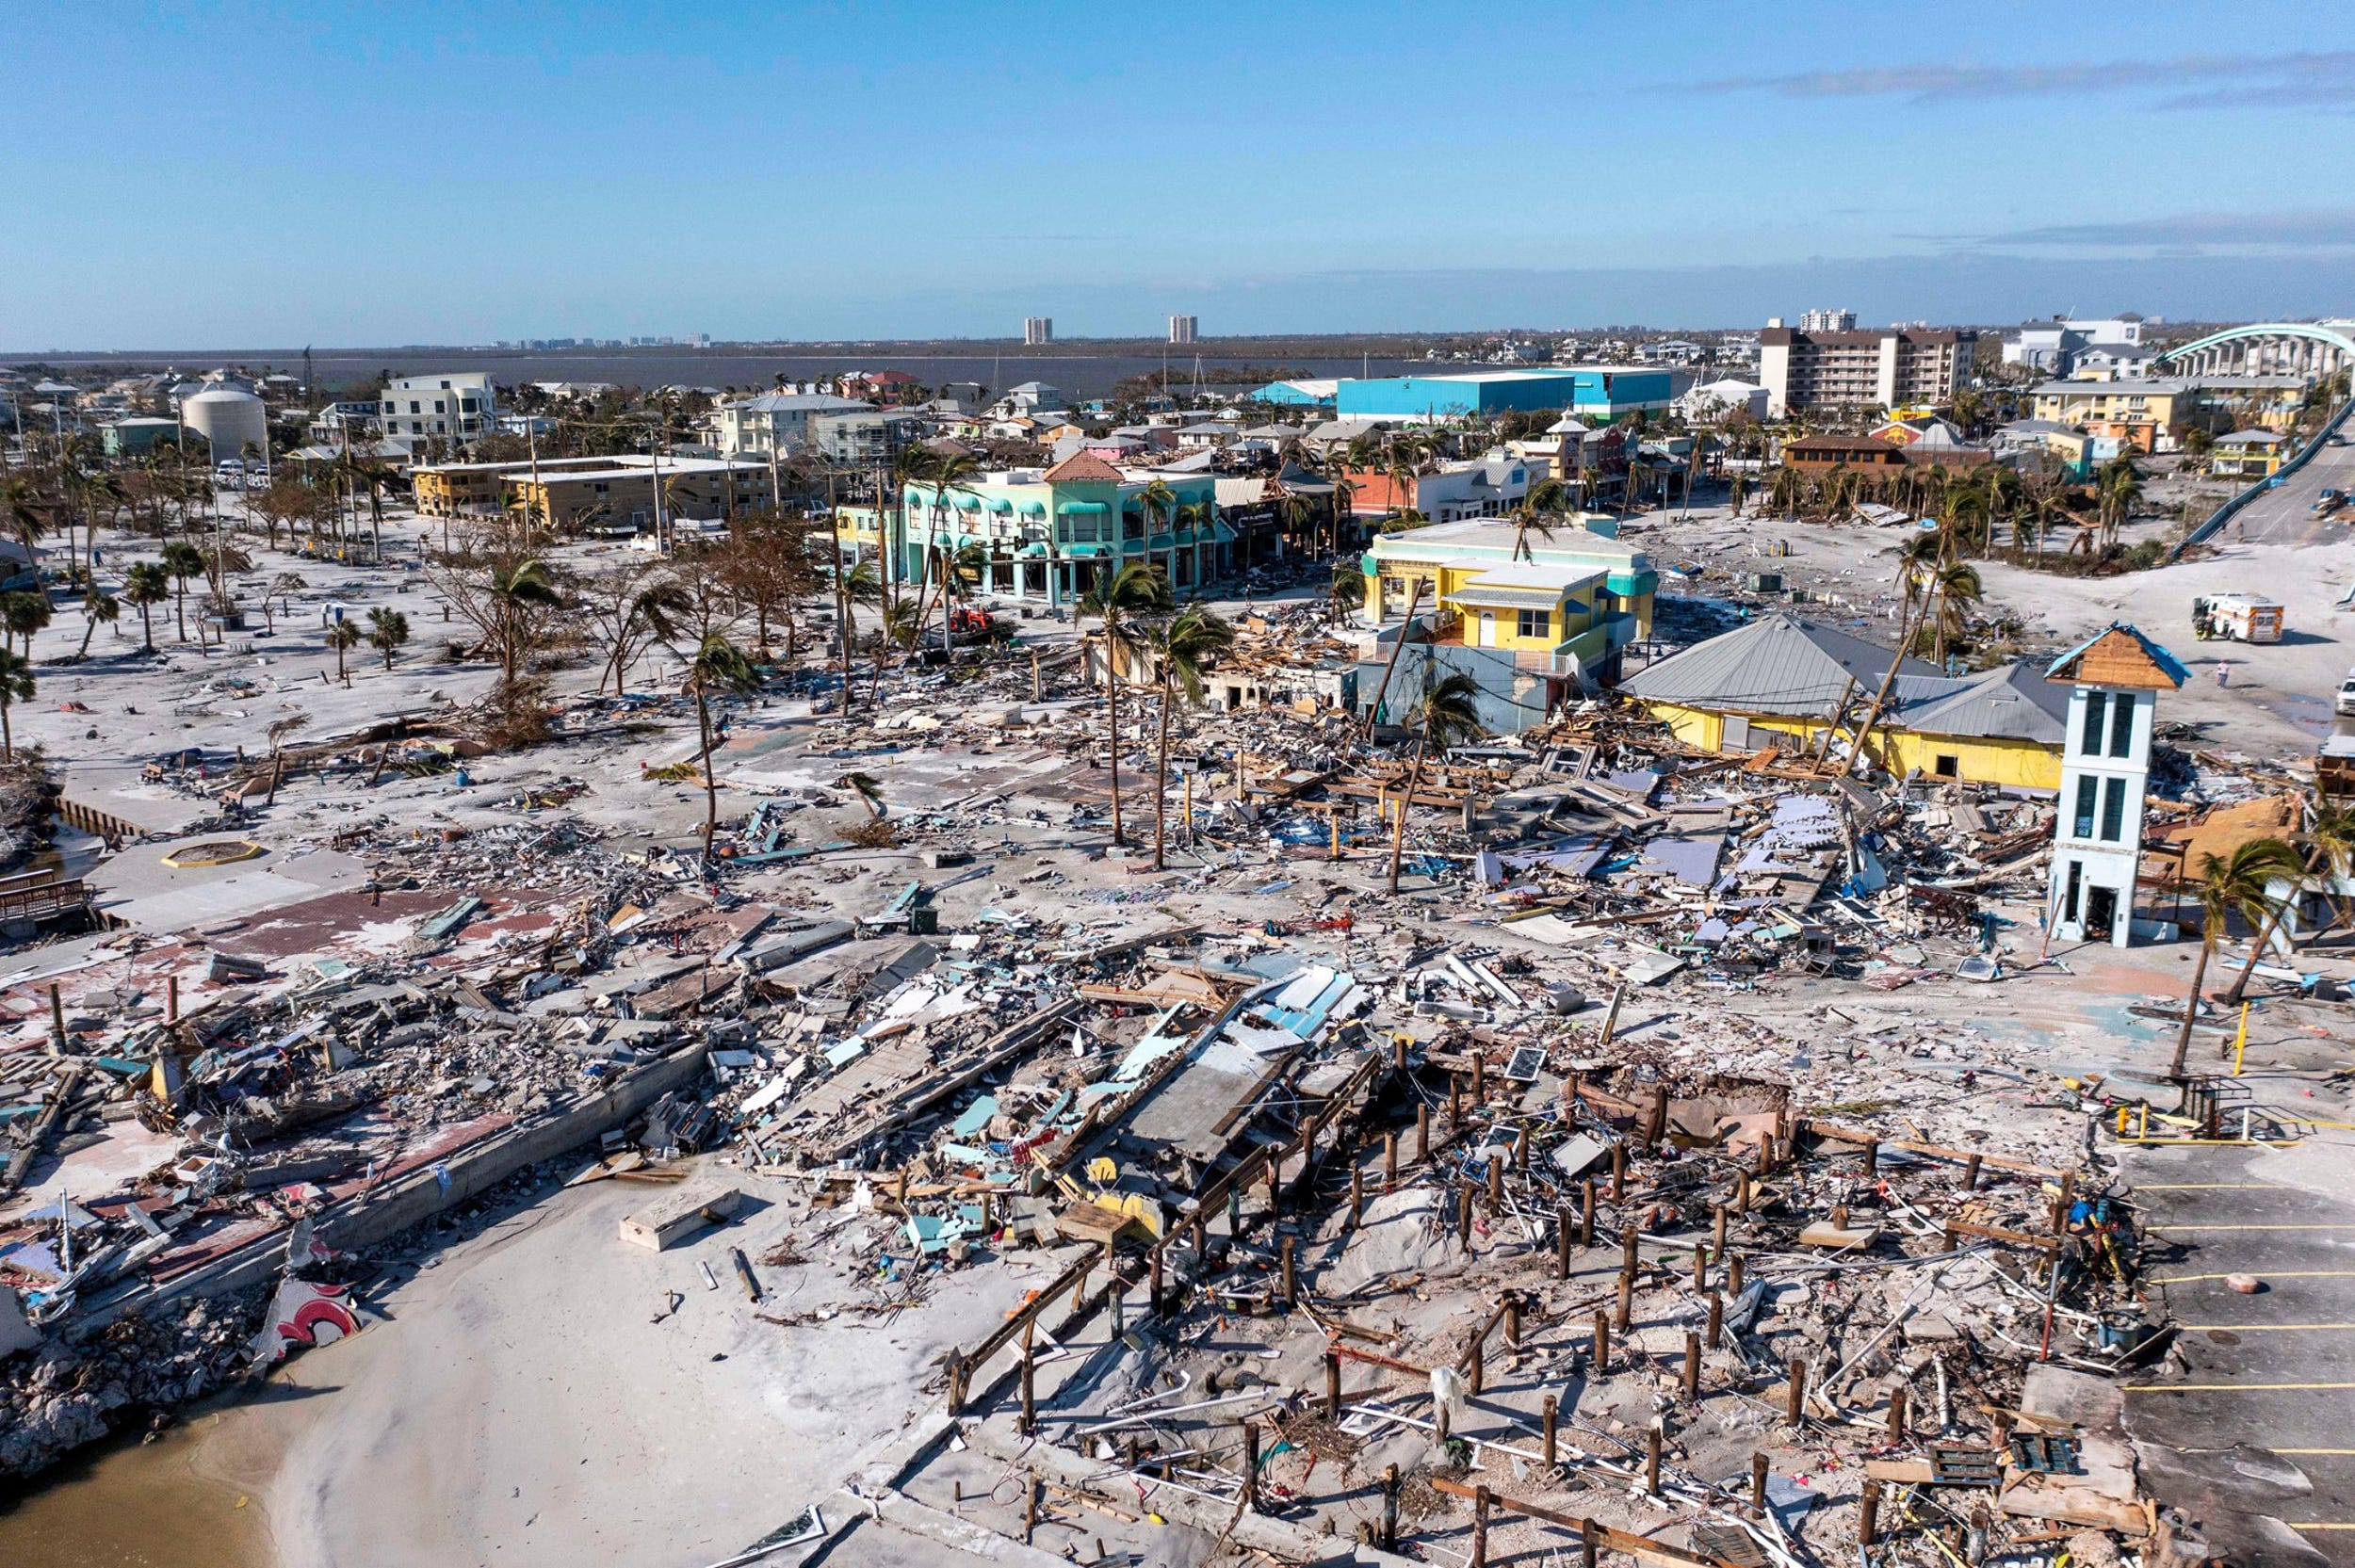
[2080,690,2107,755]
[2099,777,2127,842]
[2065,856,2084,923]
[1933,753,1959,779]
[2072,775,2098,839]
[2108,693,2134,757]
[1517,608,1550,639]
[409,401,421,414]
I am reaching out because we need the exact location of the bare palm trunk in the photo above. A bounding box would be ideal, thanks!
[1152,677,1172,870]
[1385,736,1430,895]
[696,691,720,859]
[1359,578,1423,736]
[1106,643,1125,847]
[2168,929,2217,1081]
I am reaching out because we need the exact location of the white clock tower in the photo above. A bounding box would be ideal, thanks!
[2045,623,2188,947]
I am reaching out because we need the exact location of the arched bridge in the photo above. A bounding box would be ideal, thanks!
[2154,320,2355,380]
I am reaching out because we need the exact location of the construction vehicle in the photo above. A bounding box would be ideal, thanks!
[2190,593,2283,643]
[947,606,1012,645]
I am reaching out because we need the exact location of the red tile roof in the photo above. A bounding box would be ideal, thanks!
[1042,451,1127,483]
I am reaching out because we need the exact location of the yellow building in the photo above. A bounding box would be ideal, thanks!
[2026,380,2194,454]
[1437,562,1616,669]
[2208,428,2287,479]
[1620,614,2068,789]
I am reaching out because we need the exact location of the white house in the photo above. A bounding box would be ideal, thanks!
[1676,379,1770,422]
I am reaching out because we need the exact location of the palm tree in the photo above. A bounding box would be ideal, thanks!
[1137,478,1178,584]
[0,592,51,659]
[605,574,691,693]
[2,476,47,575]
[834,771,885,818]
[2168,838,2304,1078]
[160,541,205,641]
[1928,561,1983,664]
[1509,477,1567,561]
[1386,670,1486,894]
[1328,563,1366,625]
[325,618,361,685]
[2096,458,2142,552]
[75,588,118,657]
[122,562,169,650]
[2298,801,2355,938]
[1141,605,1235,870]
[1079,561,1173,847]
[485,557,562,686]
[366,606,412,669]
[264,712,310,805]
[871,591,921,699]
[680,632,761,858]
[837,556,881,704]
[0,648,32,759]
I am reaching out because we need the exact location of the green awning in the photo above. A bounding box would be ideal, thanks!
[986,497,1013,512]
[1066,542,1112,558]
[1607,570,1659,597]
[1019,500,1047,516]
[1212,520,1237,542]
[1015,542,1050,558]
[953,493,982,509]
[1058,501,1108,515]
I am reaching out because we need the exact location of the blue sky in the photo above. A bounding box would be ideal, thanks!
[5,1,2353,347]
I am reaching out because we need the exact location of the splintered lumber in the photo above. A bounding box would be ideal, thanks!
[0,1062,88,1201]
[1426,1477,1747,1568]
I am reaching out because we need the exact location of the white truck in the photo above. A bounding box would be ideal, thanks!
[2191,593,2284,643]
[2336,667,2355,719]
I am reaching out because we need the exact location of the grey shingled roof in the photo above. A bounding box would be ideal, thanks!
[1618,614,1940,716]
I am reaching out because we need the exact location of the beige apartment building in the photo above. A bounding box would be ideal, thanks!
[1758,322,1975,416]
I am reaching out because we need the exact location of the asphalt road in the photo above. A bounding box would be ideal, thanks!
[2222,427,2355,548]
[2125,1143,2355,1565]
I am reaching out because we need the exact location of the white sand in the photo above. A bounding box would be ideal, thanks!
[247,1169,1035,1568]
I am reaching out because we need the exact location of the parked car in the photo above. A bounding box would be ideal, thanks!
[2337,669,2355,719]
[2314,489,2347,517]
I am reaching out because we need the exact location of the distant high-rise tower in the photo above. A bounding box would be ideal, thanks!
[1168,315,1198,345]
[1023,316,1053,346]
[1797,307,1857,333]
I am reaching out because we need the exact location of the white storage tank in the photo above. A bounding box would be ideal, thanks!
[180,387,268,461]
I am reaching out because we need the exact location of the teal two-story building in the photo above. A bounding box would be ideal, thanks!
[836,452,1228,608]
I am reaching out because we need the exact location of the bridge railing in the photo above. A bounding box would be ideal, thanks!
[2170,396,2354,560]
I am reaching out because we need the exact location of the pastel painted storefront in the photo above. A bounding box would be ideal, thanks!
[1359,518,1657,670]
[836,453,1226,607]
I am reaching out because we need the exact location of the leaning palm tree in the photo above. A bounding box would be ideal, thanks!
[1,591,51,659]
[0,648,31,758]
[2168,838,2304,1078]
[1386,669,1486,895]
[1328,563,1366,625]
[264,711,311,805]
[1141,605,1235,870]
[2,476,48,577]
[485,557,562,686]
[1508,477,1568,561]
[680,631,761,858]
[2299,800,2355,939]
[1079,561,1173,847]
[834,771,886,818]
[75,588,119,657]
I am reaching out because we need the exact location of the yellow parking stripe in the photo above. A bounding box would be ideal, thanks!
[2126,1382,2355,1392]
[2137,1183,2291,1190]
[2152,1271,2355,1285]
